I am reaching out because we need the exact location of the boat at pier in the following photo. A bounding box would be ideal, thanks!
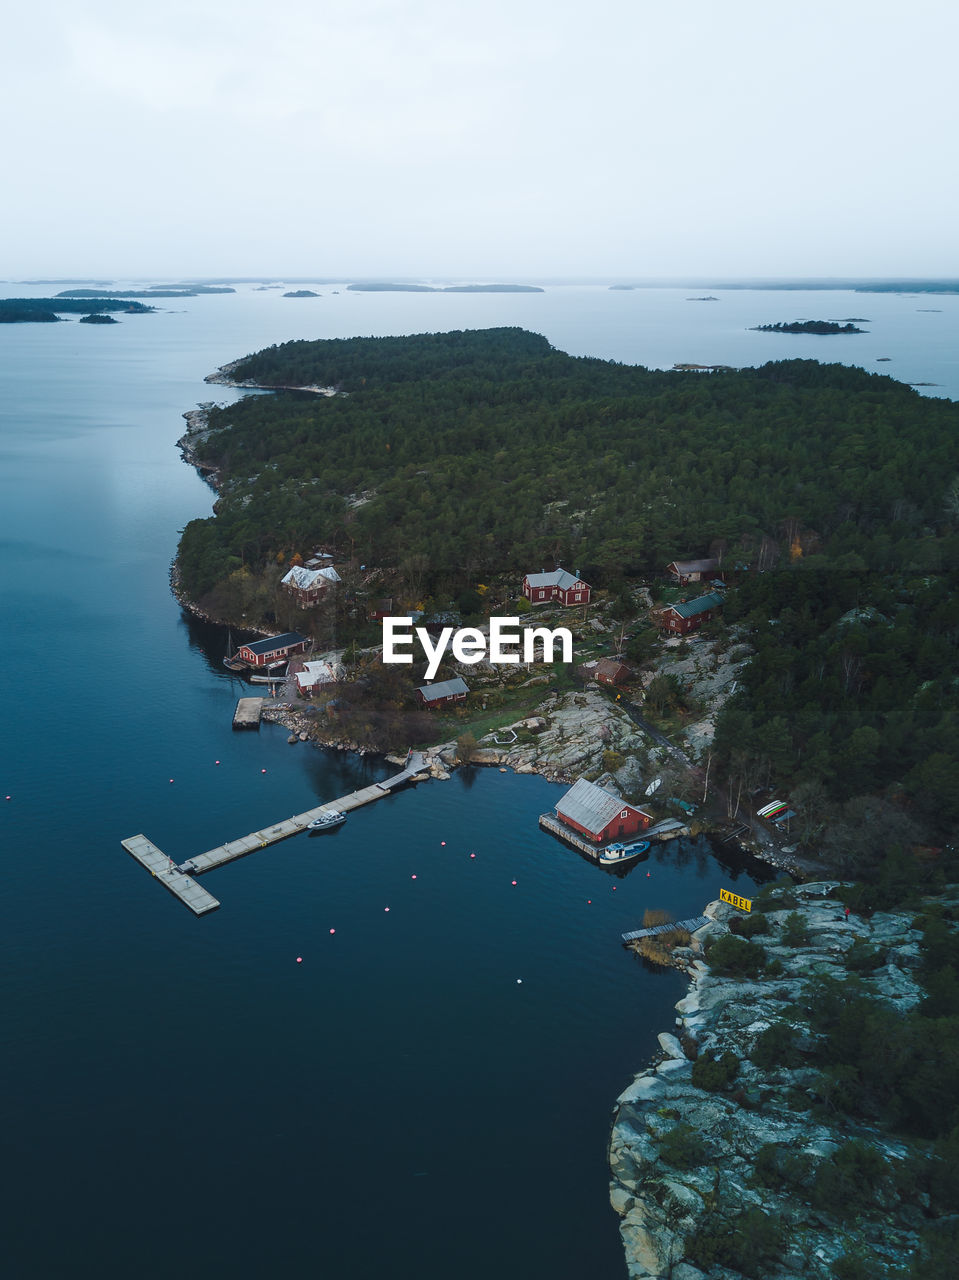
[598,838,649,867]
[307,809,347,833]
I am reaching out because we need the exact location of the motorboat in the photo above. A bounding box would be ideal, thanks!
[307,809,347,833]
[598,838,649,867]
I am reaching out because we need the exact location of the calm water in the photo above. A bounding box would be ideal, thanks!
[1,284,954,1279]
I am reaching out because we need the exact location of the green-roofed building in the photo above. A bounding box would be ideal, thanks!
[658,591,724,636]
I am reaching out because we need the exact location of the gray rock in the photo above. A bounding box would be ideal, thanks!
[657,1032,684,1059]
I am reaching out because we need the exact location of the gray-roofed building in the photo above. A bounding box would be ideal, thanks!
[281,564,341,605]
[666,558,720,585]
[237,631,310,667]
[522,567,591,607]
[554,777,651,844]
[416,677,469,707]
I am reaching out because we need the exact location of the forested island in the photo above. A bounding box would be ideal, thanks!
[176,326,959,833]
[55,286,235,297]
[346,282,544,293]
[753,320,867,335]
[0,297,155,322]
[78,313,118,324]
[283,290,320,298]
[0,307,61,323]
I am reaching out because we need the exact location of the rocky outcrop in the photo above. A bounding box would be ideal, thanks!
[474,689,647,782]
[176,406,222,489]
[609,884,932,1278]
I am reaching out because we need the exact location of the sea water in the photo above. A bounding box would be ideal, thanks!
[0,283,954,1278]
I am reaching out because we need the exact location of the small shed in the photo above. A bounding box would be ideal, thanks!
[554,778,651,844]
[368,598,393,621]
[666,558,720,585]
[237,632,310,668]
[416,677,469,707]
[594,658,631,687]
[294,660,338,693]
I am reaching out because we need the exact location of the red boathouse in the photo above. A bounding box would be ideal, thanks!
[236,631,310,668]
[554,778,651,844]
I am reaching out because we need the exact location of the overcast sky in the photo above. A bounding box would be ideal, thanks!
[5,0,957,279]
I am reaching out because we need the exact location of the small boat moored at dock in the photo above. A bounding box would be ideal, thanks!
[307,809,347,833]
[598,838,649,867]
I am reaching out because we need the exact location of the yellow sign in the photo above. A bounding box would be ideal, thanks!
[720,888,752,912]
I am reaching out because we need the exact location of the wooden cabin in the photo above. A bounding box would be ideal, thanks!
[415,677,469,707]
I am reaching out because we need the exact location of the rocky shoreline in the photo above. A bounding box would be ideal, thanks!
[204,359,338,396]
[608,883,934,1278]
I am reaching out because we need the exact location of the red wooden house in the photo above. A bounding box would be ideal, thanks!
[554,778,651,844]
[522,568,591,607]
[416,677,469,707]
[281,564,341,606]
[657,591,724,636]
[237,631,309,668]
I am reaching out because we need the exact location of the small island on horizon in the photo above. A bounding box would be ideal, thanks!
[752,320,867,335]
[346,282,544,293]
[283,290,320,298]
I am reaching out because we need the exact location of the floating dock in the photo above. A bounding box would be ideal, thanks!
[622,916,711,943]
[121,753,429,913]
[121,835,221,915]
[233,697,265,729]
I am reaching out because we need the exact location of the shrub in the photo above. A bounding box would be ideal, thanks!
[686,1207,784,1279]
[781,911,810,946]
[845,940,886,973]
[658,1122,704,1170]
[707,934,767,977]
[679,1032,700,1060]
[811,1140,887,1216]
[751,1021,803,1070]
[752,1142,813,1190]
[730,913,770,938]
[692,1050,740,1092]
[833,1250,876,1280]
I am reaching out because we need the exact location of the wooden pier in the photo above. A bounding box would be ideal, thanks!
[233,697,265,729]
[121,753,430,912]
[622,916,711,943]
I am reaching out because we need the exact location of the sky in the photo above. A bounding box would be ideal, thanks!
[4,0,958,280]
